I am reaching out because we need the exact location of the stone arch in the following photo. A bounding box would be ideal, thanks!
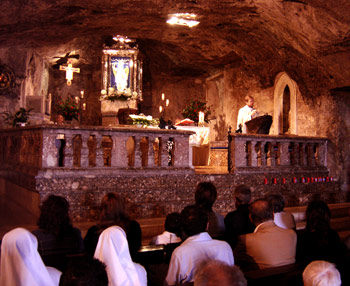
[271,72,298,135]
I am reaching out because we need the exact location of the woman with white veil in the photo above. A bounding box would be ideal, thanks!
[94,226,147,286]
[0,227,61,286]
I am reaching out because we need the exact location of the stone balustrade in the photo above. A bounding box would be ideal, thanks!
[228,133,328,173]
[0,125,194,173]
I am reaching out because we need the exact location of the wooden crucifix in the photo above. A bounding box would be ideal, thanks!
[60,59,80,86]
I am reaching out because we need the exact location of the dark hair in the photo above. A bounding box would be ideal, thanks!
[37,195,72,237]
[164,212,182,237]
[249,199,273,225]
[234,185,252,204]
[59,257,108,286]
[305,199,331,232]
[195,182,217,212]
[265,193,285,213]
[100,192,127,223]
[195,259,247,286]
[181,205,208,237]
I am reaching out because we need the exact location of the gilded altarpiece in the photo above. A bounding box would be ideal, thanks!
[101,39,143,126]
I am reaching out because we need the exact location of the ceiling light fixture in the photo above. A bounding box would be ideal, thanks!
[166,13,199,28]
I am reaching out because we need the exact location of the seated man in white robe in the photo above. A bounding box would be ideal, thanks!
[165,205,234,285]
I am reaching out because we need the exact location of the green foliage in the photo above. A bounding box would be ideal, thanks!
[1,107,33,126]
[182,100,211,123]
[56,97,80,121]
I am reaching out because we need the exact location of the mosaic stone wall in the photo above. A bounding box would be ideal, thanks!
[34,170,341,222]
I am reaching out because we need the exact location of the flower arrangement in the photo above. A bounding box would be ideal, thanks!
[1,107,33,127]
[100,87,138,102]
[56,97,79,121]
[129,114,159,127]
[182,100,211,123]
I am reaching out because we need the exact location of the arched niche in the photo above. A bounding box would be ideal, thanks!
[271,72,298,135]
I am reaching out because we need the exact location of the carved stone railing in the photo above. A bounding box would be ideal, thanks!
[0,125,194,173]
[228,133,328,173]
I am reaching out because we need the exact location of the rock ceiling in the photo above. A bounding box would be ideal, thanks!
[1,0,350,90]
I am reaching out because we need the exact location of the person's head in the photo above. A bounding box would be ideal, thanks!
[57,114,65,124]
[181,205,208,237]
[37,195,72,237]
[194,259,247,286]
[305,199,331,232]
[164,212,182,237]
[195,182,217,212]
[1,228,61,286]
[302,260,341,286]
[234,185,252,206]
[100,192,127,223]
[60,257,108,286]
[265,193,285,213]
[249,199,273,225]
[245,95,254,108]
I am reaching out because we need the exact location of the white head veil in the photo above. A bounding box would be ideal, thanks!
[94,226,146,286]
[0,227,61,286]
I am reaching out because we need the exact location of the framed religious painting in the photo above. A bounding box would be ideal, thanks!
[101,36,143,101]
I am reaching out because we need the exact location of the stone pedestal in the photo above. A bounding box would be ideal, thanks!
[101,99,137,126]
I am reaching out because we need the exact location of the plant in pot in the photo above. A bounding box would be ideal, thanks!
[1,107,33,127]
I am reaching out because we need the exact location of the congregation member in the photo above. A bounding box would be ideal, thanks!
[84,192,142,260]
[302,260,341,286]
[265,193,296,229]
[234,199,297,271]
[224,185,255,249]
[165,205,234,285]
[0,227,61,286]
[296,199,346,268]
[195,181,225,239]
[149,212,182,245]
[59,256,108,286]
[32,195,84,271]
[194,259,247,286]
[94,226,147,286]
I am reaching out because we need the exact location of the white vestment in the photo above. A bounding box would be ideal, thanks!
[237,105,258,133]
[94,226,147,286]
[0,227,61,286]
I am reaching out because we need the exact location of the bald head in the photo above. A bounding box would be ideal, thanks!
[249,199,273,225]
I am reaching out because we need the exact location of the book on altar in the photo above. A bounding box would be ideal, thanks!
[175,118,195,126]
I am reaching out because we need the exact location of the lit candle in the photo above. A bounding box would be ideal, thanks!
[198,111,204,124]
[80,90,84,98]
[166,99,169,107]
[161,93,165,101]
[75,96,79,104]
[83,103,86,110]
[159,106,163,113]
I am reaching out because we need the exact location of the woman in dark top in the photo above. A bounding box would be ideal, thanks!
[84,192,142,261]
[296,199,346,267]
[32,195,84,271]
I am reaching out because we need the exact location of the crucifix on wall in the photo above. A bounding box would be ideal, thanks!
[60,59,80,86]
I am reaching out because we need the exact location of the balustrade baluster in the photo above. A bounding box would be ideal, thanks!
[95,134,104,167]
[148,136,156,167]
[251,141,258,167]
[64,133,74,168]
[80,134,90,168]
[134,136,142,167]
[280,142,290,166]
